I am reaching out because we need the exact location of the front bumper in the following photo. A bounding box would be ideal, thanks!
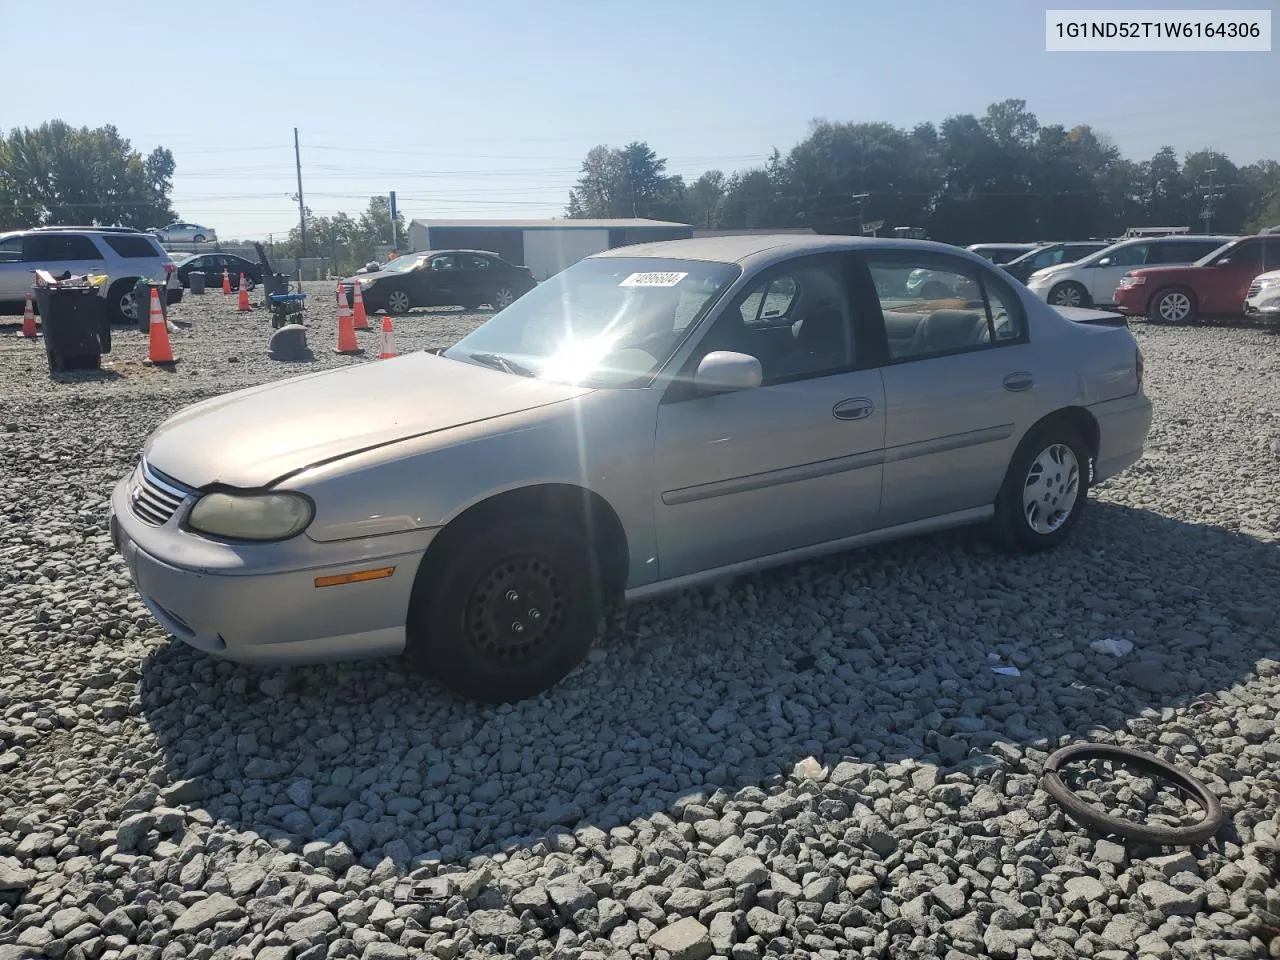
[1244,298,1280,323]
[109,476,436,666]
[1089,392,1154,484]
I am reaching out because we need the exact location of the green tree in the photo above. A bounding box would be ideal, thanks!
[0,120,176,230]
[566,141,686,220]
[684,170,726,229]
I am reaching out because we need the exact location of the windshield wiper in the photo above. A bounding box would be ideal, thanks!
[466,351,536,378]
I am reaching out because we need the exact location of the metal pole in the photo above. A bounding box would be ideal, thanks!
[294,127,307,282]
[390,190,398,250]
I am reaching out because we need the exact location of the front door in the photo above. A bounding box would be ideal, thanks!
[862,251,1055,528]
[1089,241,1149,304]
[424,253,463,306]
[653,253,886,580]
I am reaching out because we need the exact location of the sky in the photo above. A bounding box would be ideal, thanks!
[3,0,1275,240]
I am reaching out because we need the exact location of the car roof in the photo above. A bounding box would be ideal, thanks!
[589,234,996,270]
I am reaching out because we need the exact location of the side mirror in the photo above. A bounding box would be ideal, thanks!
[1095,258,1111,268]
[694,350,762,394]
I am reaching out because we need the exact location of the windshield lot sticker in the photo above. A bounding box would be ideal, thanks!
[619,271,688,287]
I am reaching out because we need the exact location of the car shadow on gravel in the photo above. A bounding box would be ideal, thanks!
[137,500,1278,870]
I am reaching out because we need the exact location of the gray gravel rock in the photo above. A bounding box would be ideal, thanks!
[649,916,714,960]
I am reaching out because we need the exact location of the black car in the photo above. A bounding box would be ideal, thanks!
[341,250,537,315]
[1000,241,1112,284]
[174,253,264,290]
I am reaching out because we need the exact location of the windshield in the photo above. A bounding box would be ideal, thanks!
[381,255,425,274]
[442,256,741,387]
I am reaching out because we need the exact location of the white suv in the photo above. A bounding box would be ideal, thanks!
[1025,234,1235,308]
[0,226,182,323]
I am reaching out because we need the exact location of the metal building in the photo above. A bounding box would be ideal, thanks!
[406,218,693,281]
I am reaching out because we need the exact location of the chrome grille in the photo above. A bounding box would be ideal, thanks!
[129,461,194,526]
[1246,282,1262,299]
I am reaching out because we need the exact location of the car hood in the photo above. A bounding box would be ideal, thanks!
[343,269,398,284]
[143,353,593,489]
[1125,265,1199,277]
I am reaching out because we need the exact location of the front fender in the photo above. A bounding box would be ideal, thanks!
[283,390,661,583]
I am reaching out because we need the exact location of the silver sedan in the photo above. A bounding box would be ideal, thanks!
[108,235,1153,702]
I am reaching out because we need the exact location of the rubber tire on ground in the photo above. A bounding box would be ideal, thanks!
[405,515,603,703]
[386,290,411,315]
[1041,742,1224,846]
[491,287,515,310]
[992,420,1091,553]
[106,281,134,325]
[1048,281,1091,309]
[192,234,205,243]
[1150,286,1197,325]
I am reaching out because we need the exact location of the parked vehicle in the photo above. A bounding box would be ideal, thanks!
[1025,235,1236,308]
[152,222,217,244]
[964,242,1041,264]
[1001,241,1113,284]
[173,253,263,290]
[340,249,537,315]
[1113,234,1280,324]
[1243,269,1280,324]
[109,234,1152,703]
[0,226,181,322]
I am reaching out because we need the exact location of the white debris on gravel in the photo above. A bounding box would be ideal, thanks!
[1,291,1279,960]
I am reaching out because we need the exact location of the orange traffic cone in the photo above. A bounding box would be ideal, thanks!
[352,280,370,330]
[21,293,38,338]
[334,289,362,355]
[221,269,231,295]
[145,288,177,365]
[379,315,398,359]
[237,275,250,312]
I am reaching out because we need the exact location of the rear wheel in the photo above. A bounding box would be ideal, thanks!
[1150,286,1197,325]
[405,515,602,703]
[491,286,515,310]
[108,280,137,325]
[1048,281,1090,308]
[993,421,1090,552]
[192,234,206,243]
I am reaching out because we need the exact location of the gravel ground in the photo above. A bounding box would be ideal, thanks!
[1,287,1278,960]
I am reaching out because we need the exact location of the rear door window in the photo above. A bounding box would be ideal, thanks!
[103,234,165,258]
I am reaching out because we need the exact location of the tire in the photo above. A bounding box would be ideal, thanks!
[992,420,1091,552]
[1149,286,1197,325]
[491,286,515,310]
[1048,281,1091,308]
[107,280,136,325]
[405,515,602,703]
[385,289,411,315]
[192,234,206,243]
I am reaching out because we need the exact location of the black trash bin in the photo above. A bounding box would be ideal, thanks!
[189,270,206,294]
[34,284,111,373]
[132,279,168,333]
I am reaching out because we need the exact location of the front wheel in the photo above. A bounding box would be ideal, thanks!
[491,286,515,310]
[993,422,1090,552]
[1048,281,1090,309]
[405,516,602,703]
[385,289,411,315]
[1150,287,1197,325]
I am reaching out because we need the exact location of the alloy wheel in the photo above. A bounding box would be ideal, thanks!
[1051,285,1082,308]
[1157,291,1192,324]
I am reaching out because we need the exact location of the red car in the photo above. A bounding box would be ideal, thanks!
[1113,234,1280,324]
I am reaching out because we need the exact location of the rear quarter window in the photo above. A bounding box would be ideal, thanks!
[103,234,166,258]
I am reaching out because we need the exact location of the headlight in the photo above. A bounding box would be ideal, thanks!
[1257,277,1280,290]
[1118,275,1146,288]
[187,491,314,541]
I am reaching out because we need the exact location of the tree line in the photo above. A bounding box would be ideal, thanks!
[566,99,1280,242]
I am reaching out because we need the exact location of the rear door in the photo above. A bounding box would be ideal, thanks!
[22,233,108,283]
[861,249,1055,528]
[457,253,495,306]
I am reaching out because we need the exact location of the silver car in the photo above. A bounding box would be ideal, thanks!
[152,221,217,244]
[108,235,1153,702]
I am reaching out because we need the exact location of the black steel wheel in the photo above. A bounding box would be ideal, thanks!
[406,515,602,703]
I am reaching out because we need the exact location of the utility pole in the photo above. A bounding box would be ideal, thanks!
[389,190,398,251]
[1198,166,1224,233]
[294,128,307,278]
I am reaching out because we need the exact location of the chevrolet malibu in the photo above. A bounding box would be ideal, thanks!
[109,235,1153,703]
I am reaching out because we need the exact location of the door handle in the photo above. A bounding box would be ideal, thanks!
[833,397,875,421]
[1003,372,1034,392]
